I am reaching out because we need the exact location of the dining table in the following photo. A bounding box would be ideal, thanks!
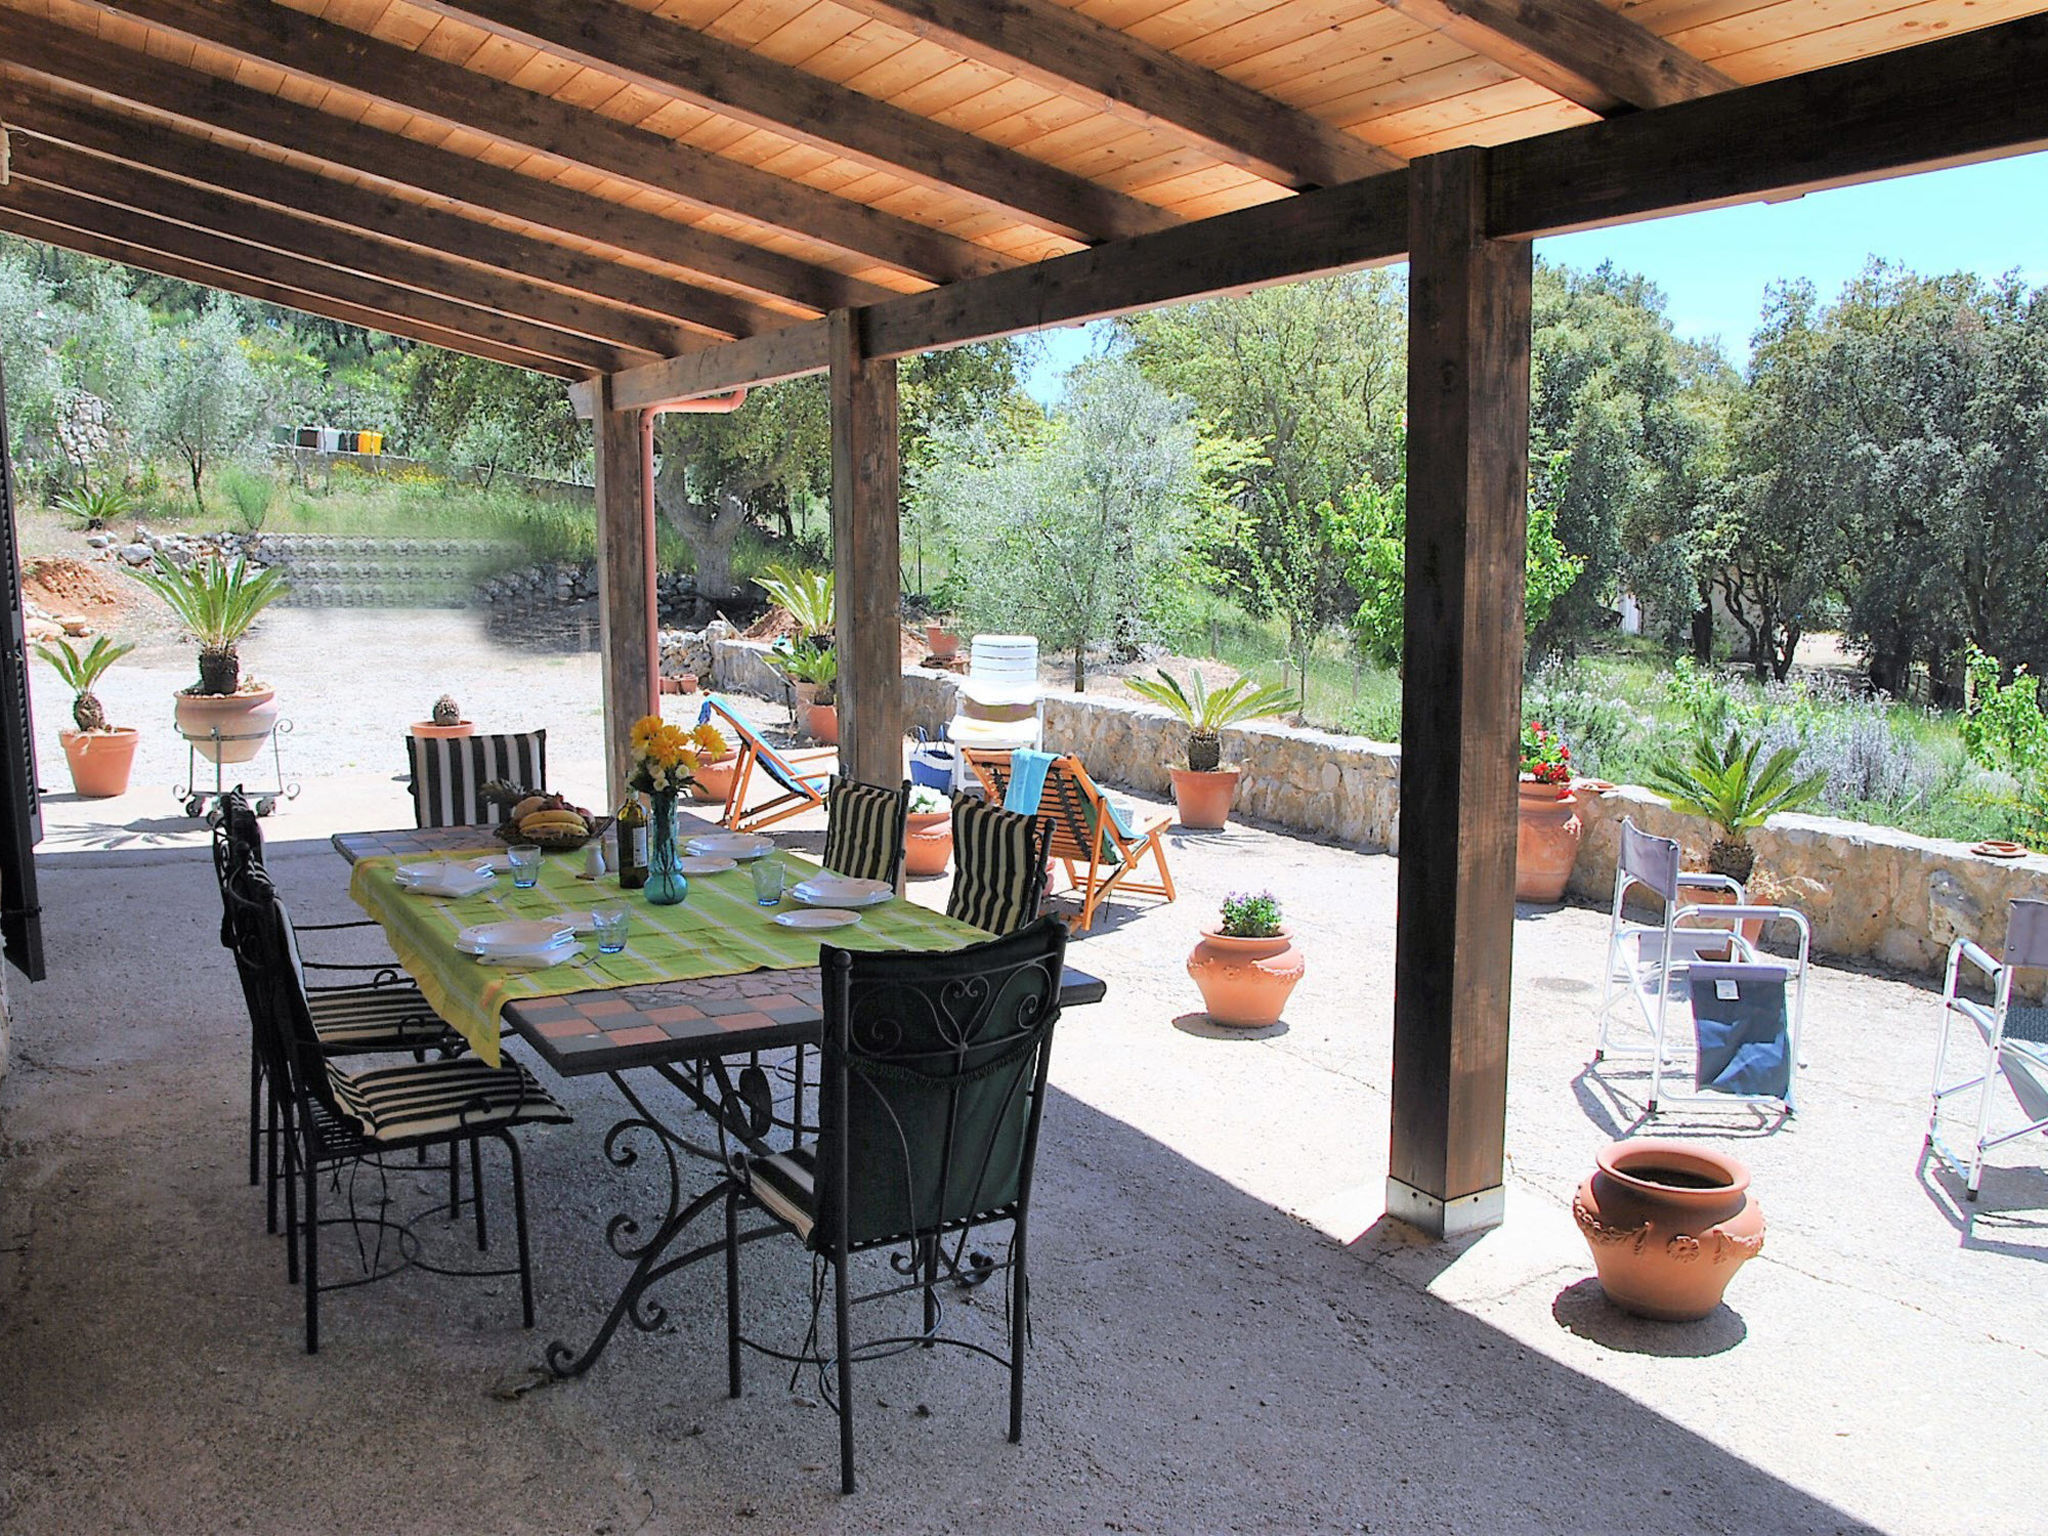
[332,812,1105,1377]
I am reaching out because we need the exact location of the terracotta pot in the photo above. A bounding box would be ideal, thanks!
[410,720,474,739]
[676,672,699,694]
[1573,1139,1765,1321]
[1515,778,1581,902]
[805,701,839,746]
[903,809,953,877]
[691,753,741,804]
[1679,883,1764,961]
[175,688,279,765]
[925,624,960,661]
[59,727,139,797]
[1169,765,1242,830]
[1187,927,1305,1028]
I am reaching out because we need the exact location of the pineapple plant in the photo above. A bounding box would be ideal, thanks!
[35,635,135,732]
[431,694,462,727]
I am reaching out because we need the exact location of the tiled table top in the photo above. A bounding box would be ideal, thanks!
[332,824,1106,1077]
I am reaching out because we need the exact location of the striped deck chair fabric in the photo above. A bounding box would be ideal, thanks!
[963,749,1176,931]
[698,695,835,834]
[947,794,1055,937]
[406,730,547,828]
[821,778,911,887]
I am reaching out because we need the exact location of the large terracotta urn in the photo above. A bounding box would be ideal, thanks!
[902,808,953,877]
[1169,766,1241,830]
[1572,1139,1765,1321]
[691,753,741,804]
[1515,778,1581,902]
[59,727,140,797]
[1187,928,1305,1028]
[805,702,840,746]
[175,687,280,765]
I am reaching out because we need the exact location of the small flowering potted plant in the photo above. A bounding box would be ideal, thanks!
[902,784,953,878]
[1186,889,1305,1029]
[628,713,728,905]
[1517,718,1581,903]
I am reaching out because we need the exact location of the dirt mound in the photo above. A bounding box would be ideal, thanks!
[741,605,800,643]
[24,557,130,613]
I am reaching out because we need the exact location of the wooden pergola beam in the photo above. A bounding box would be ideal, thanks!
[0,207,579,378]
[6,136,666,364]
[0,180,635,376]
[1381,0,1735,115]
[85,0,1010,284]
[0,6,874,317]
[600,11,2048,404]
[830,0,1399,189]
[5,90,733,350]
[416,0,1173,244]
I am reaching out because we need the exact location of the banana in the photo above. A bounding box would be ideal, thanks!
[520,811,587,835]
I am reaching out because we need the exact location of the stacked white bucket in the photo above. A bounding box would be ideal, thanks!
[946,634,1042,785]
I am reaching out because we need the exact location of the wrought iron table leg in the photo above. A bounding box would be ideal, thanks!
[544,1182,730,1378]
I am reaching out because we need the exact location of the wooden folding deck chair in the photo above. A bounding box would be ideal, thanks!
[962,749,1175,932]
[698,695,837,834]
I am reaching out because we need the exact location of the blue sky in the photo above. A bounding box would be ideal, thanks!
[1023,149,2048,405]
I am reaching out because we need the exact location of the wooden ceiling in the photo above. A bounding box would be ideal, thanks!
[0,0,2039,378]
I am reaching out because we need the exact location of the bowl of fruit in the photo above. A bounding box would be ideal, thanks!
[482,784,611,851]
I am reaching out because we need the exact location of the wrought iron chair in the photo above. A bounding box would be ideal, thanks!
[405,728,548,827]
[946,794,1055,937]
[1593,818,1811,1116]
[820,777,911,888]
[962,748,1176,931]
[1929,898,2048,1200]
[225,864,570,1352]
[720,916,1066,1493]
[211,792,466,1226]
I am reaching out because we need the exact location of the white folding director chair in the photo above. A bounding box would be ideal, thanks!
[1928,898,2048,1200]
[1594,818,1812,1116]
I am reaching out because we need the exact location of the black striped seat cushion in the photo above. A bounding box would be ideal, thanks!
[947,795,1044,937]
[328,1056,571,1143]
[406,731,548,828]
[746,1147,817,1242]
[820,778,907,886]
[307,982,462,1053]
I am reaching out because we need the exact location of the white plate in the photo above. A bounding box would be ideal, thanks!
[395,860,496,897]
[479,944,584,971]
[395,858,488,883]
[686,832,774,861]
[790,877,892,909]
[772,908,862,931]
[674,855,739,875]
[455,918,576,956]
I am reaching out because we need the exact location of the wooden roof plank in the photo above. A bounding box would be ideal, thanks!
[4,133,662,368]
[823,0,1401,188]
[0,205,584,376]
[0,6,873,314]
[1378,0,1738,113]
[81,0,1011,282]
[0,179,625,372]
[411,0,1177,241]
[3,84,750,344]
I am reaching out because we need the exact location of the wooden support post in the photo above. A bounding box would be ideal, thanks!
[593,376,655,807]
[828,310,904,788]
[1387,147,1532,1241]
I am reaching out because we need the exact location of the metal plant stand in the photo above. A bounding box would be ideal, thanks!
[177,716,300,818]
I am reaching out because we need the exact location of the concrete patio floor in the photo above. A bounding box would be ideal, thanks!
[4,743,2045,1534]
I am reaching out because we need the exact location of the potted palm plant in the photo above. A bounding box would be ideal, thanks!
[127,553,290,765]
[1645,728,1826,885]
[780,643,839,745]
[36,635,139,797]
[1126,667,1297,829]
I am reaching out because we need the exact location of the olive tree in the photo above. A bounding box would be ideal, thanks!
[147,299,264,513]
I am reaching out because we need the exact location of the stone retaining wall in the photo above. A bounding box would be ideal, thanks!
[705,639,2048,976]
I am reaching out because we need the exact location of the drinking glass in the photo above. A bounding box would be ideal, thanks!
[507,844,543,889]
[592,905,629,954]
[751,858,785,906]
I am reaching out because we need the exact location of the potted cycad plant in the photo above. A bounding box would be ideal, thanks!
[779,643,839,746]
[1126,667,1298,829]
[36,635,139,796]
[412,693,473,739]
[127,553,290,765]
[1644,728,1826,885]
[1187,890,1305,1028]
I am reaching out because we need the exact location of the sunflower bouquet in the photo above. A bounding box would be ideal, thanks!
[628,714,729,796]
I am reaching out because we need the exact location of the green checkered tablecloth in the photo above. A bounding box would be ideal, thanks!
[348,847,989,1065]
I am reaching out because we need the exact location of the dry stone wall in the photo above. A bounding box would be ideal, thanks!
[708,640,2048,976]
